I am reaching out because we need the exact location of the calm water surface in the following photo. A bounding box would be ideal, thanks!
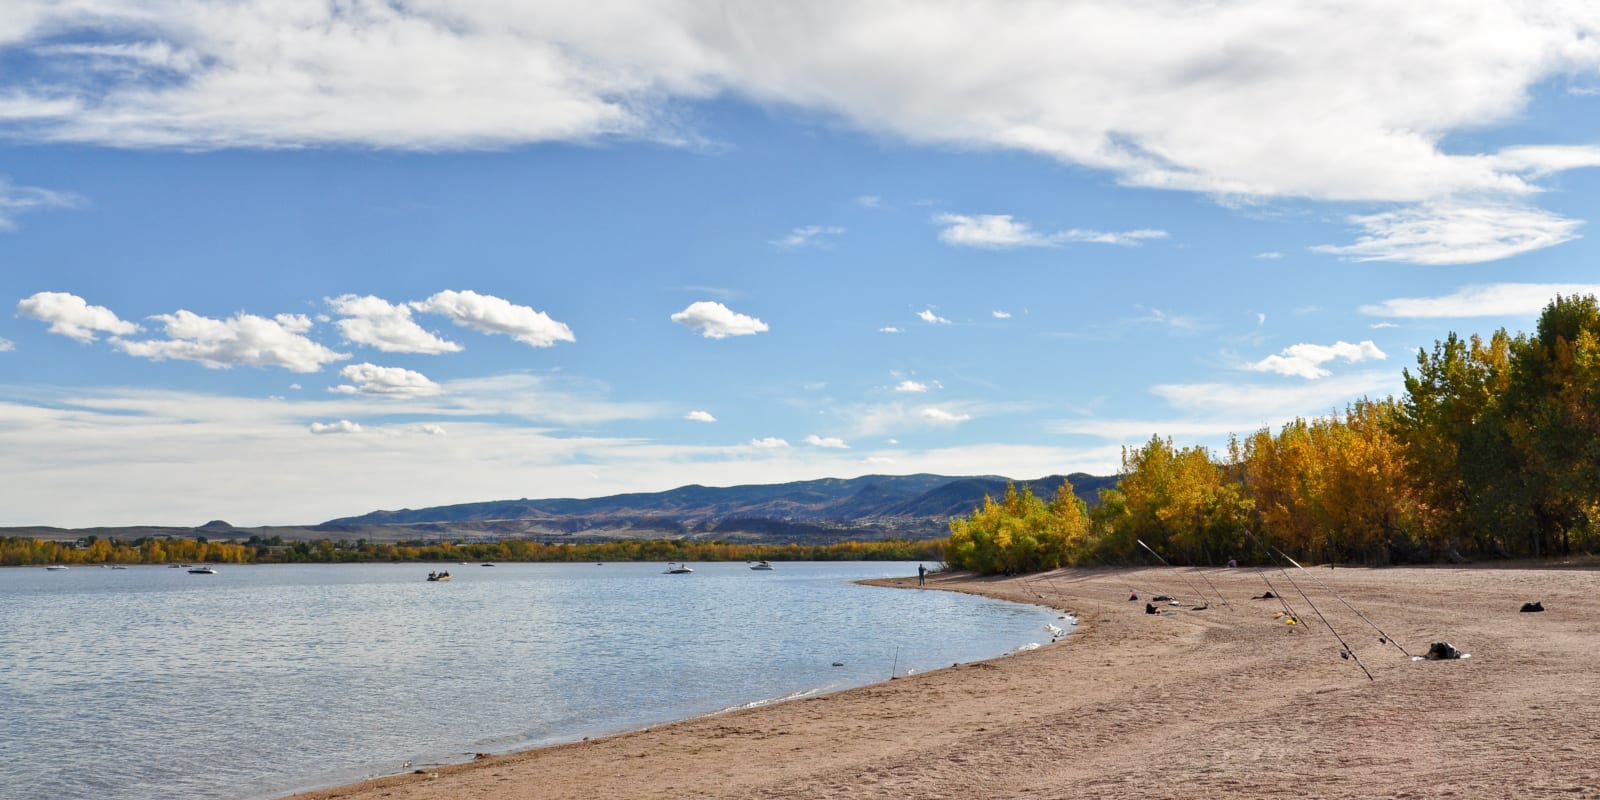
[0,562,1066,800]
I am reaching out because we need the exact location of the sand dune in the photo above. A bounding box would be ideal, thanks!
[291,565,1600,800]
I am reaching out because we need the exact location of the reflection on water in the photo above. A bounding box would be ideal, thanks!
[0,561,1064,800]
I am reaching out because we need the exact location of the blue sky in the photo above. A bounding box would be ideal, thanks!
[6,2,1600,526]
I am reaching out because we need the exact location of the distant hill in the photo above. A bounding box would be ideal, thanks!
[3,473,1120,544]
[321,473,1120,543]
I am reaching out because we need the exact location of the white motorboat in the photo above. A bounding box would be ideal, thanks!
[664,562,694,574]
[750,561,774,571]
[187,565,218,574]
[44,565,69,571]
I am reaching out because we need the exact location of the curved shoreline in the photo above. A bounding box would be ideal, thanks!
[288,566,1600,800]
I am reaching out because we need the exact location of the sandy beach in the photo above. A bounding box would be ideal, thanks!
[292,565,1600,800]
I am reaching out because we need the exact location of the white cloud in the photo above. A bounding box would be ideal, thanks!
[0,176,80,229]
[863,456,895,464]
[328,294,461,354]
[412,290,574,348]
[918,309,950,325]
[895,380,929,393]
[309,420,362,435]
[0,337,12,352]
[1256,313,1267,326]
[1256,252,1284,260]
[804,434,849,449]
[855,195,882,208]
[1369,322,1400,329]
[1150,370,1401,419]
[879,326,903,334]
[935,213,1166,248]
[1313,204,1583,265]
[113,309,348,373]
[417,423,447,436]
[1246,340,1386,380]
[330,363,442,398]
[1360,283,1600,318]
[749,437,790,448]
[921,407,971,424]
[671,301,769,339]
[771,225,844,248]
[16,291,140,343]
[685,409,716,422]
[992,310,1012,319]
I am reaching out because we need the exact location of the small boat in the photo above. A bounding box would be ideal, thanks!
[750,561,774,571]
[111,565,128,570]
[664,562,694,574]
[188,566,217,574]
[427,570,452,582]
[44,565,69,571]
[480,563,495,567]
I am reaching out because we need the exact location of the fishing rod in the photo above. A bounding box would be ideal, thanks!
[1273,548,1412,658]
[1135,539,1223,609]
[1253,568,1305,631]
[1271,561,1373,681]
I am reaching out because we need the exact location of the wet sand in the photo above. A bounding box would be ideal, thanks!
[290,565,1600,800]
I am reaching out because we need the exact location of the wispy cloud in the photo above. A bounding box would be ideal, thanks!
[917,309,951,325]
[992,310,1012,319]
[309,420,363,435]
[895,380,929,393]
[1245,340,1386,380]
[0,176,80,230]
[749,437,790,448]
[921,407,971,424]
[771,225,845,249]
[671,301,770,339]
[1314,204,1582,265]
[879,326,903,334]
[935,213,1166,249]
[16,291,140,343]
[854,195,882,208]
[1360,283,1600,318]
[1255,251,1284,260]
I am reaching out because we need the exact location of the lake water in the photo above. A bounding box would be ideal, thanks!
[0,561,1065,800]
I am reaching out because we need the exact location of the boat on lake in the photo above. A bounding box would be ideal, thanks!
[750,561,774,571]
[188,566,217,574]
[664,562,694,574]
[44,565,69,571]
[427,570,452,582]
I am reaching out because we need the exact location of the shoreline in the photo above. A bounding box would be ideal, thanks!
[288,565,1600,800]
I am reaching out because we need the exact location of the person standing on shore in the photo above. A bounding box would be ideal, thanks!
[918,564,927,586]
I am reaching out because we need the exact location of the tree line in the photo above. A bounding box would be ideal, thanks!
[946,296,1600,573]
[1,533,943,567]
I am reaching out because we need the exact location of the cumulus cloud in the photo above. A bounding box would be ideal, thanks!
[412,290,574,348]
[917,309,950,325]
[935,213,1166,248]
[328,294,461,354]
[685,409,716,422]
[749,437,789,448]
[0,176,80,230]
[330,363,442,397]
[1246,340,1387,380]
[771,225,844,248]
[921,407,971,423]
[895,380,929,393]
[1313,204,1585,265]
[804,434,849,448]
[992,310,1012,319]
[309,420,362,435]
[1360,283,1600,318]
[0,337,12,352]
[671,301,769,339]
[114,310,349,372]
[16,291,141,343]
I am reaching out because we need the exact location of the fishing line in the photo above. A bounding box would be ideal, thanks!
[1273,563,1373,681]
[1272,548,1411,658]
[1136,539,1221,609]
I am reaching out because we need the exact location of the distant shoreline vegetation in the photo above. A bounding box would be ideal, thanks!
[0,535,943,567]
[945,295,1600,575]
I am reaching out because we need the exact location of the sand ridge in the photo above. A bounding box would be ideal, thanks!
[290,565,1600,800]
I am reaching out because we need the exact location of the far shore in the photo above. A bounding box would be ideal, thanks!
[287,563,1600,800]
